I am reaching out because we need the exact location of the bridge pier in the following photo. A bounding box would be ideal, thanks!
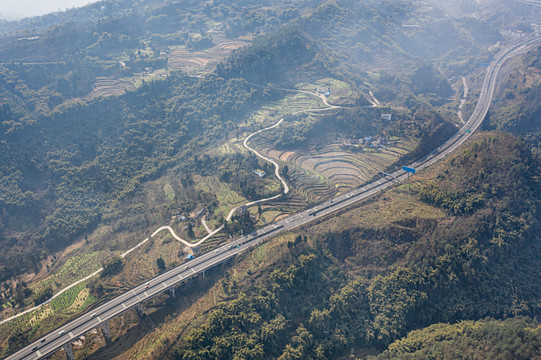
[135,303,145,317]
[169,286,175,297]
[100,320,111,343]
[63,343,75,360]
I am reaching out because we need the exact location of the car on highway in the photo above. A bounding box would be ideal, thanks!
[58,330,65,335]
[40,338,46,343]
[145,282,150,289]
[32,346,38,351]
[90,313,97,318]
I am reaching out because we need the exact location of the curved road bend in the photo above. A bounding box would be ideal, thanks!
[0,91,339,329]
[6,35,540,360]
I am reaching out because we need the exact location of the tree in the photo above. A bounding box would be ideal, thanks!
[101,256,123,278]
[187,223,195,238]
[282,164,289,178]
[157,257,166,271]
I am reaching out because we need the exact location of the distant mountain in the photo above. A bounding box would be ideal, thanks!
[0,11,24,21]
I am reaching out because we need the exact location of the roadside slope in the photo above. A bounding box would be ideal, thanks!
[115,132,541,360]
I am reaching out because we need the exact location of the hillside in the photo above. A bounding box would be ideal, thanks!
[67,132,539,360]
[378,317,541,360]
[0,0,471,290]
[0,0,540,358]
[485,44,541,155]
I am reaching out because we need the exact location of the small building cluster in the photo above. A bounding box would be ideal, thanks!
[252,169,266,178]
[314,87,332,97]
[237,205,248,215]
[342,134,398,151]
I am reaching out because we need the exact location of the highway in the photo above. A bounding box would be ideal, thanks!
[5,35,541,360]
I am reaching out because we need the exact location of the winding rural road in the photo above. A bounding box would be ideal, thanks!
[0,76,340,327]
[5,35,541,360]
[151,89,340,247]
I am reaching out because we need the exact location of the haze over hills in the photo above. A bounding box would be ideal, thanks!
[0,0,99,20]
[0,0,540,359]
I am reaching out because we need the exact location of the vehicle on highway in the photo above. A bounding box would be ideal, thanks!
[185,265,190,269]
[58,330,65,335]
[215,249,219,253]
[40,338,46,343]
[32,346,38,351]
[144,282,150,289]
[90,313,97,318]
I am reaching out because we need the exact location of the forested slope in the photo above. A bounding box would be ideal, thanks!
[0,74,277,282]
[378,317,541,360]
[144,132,541,359]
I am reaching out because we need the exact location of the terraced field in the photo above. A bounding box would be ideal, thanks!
[168,39,249,75]
[261,137,416,193]
[289,167,336,204]
[89,77,139,98]
[29,252,106,295]
[87,35,249,100]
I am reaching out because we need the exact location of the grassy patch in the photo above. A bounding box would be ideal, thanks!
[51,283,86,313]
[256,243,268,262]
[164,184,176,201]
[296,77,353,103]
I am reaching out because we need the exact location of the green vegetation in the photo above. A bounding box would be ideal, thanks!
[1,0,539,357]
[50,283,85,312]
[0,72,277,283]
[379,317,541,360]
[217,26,315,84]
[157,257,166,272]
[101,256,123,278]
[154,133,541,359]
[487,45,541,154]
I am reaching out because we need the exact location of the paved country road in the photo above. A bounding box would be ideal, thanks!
[5,35,540,360]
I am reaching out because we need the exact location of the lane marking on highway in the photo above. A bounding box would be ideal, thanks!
[144,291,148,297]
[69,332,74,339]
[97,316,102,322]
[178,274,183,280]
[131,290,136,294]
[191,268,196,273]
[37,350,42,357]
[163,282,167,288]
[122,303,126,309]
